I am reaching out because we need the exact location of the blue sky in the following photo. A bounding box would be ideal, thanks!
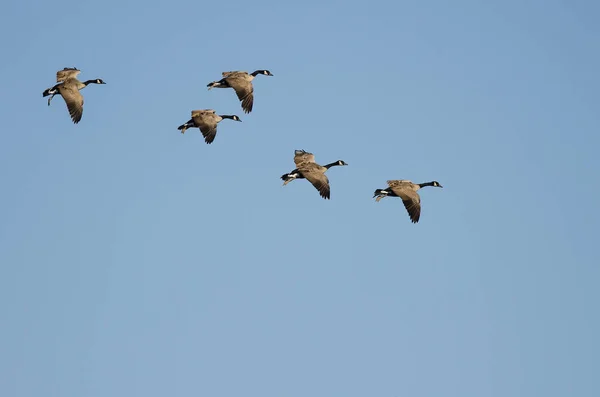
[1,0,599,396]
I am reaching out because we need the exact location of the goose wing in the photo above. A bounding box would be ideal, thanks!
[387,179,413,187]
[56,68,80,82]
[222,71,245,77]
[391,186,421,223]
[385,180,422,222]
[191,109,215,117]
[400,193,421,223]
[200,127,217,144]
[299,163,330,199]
[58,83,84,124]
[192,112,219,144]
[293,150,315,167]
[223,74,254,113]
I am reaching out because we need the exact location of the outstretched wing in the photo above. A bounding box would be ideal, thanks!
[191,109,215,117]
[391,187,421,223]
[198,122,218,144]
[387,179,412,188]
[59,84,84,124]
[221,71,245,77]
[56,68,80,82]
[385,180,421,223]
[231,81,254,113]
[293,150,315,167]
[191,112,219,144]
[401,196,421,223]
[301,166,331,200]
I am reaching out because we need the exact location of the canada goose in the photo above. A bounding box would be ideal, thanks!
[42,67,106,124]
[281,150,348,200]
[206,70,273,114]
[177,109,241,144]
[373,180,443,223]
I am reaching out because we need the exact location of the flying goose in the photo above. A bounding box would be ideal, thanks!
[42,67,106,124]
[177,109,241,144]
[206,70,273,114]
[281,150,348,200]
[373,179,443,223]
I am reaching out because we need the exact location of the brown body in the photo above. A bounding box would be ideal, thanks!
[282,150,348,200]
[207,70,273,114]
[42,68,105,124]
[177,109,241,144]
[373,179,443,223]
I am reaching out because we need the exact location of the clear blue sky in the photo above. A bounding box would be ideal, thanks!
[1,0,599,396]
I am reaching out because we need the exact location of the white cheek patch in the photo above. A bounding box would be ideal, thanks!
[380,190,388,194]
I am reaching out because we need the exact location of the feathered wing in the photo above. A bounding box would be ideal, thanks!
[304,172,331,200]
[401,197,421,223]
[221,71,245,77]
[59,84,84,124]
[387,179,412,188]
[215,72,255,112]
[390,186,421,223]
[56,68,80,82]
[220,73,253,113]
[232,82,254,113]
[191,109,215,117]
[198,123,218,144]
[192,112,219,144]
[382,180,422,223]
[300,164,331,199]
[293,150,316,167]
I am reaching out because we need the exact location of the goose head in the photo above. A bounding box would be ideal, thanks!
[253,70,273,76]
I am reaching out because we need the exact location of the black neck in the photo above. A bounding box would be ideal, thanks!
[418,181,436,188]
[220,115,237,120]
[324,162,341,169]
[83,79,99,85]
[251,70,264,76]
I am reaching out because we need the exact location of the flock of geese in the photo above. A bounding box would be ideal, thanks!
[42,67,443,224]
